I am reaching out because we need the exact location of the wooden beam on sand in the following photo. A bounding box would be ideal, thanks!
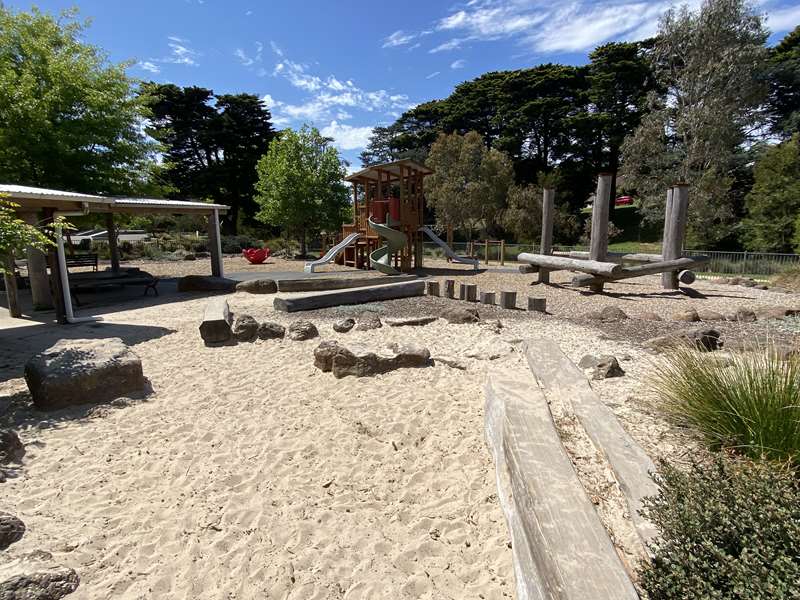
[554,250,664,264]
[485,367,640,600]
[570,256,709,288]
[517,253,622,277]
[273,280,425,312]
[276,274,417,293]
[523,338,659,546]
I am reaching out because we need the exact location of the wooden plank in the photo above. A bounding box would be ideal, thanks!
[485,369,639,600]
[273,280,425,312]
[524,338,659,545]
[518,253,622,276]
[570,256,709,288]
[276,274,417,292]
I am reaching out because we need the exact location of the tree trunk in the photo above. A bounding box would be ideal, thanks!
[2,253,21,318]
[300,228,307,258]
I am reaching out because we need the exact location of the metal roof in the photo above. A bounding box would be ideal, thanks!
[0,184,106,203]
[112,197,229,210]
[345,158,433,183]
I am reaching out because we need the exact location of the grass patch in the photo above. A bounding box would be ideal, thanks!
[639,455,800,600]
[772,265,800,292]
[651,344,800,464]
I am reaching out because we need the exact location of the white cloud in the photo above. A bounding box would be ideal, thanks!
[164,36,200,66]
[235,42,263,67]
[138,61,161,74]
[270,41,284,57]
[766,4,800,34]
[429,38,465,53]
[383,30,416,47]
[450,59,466,69]
[425,71,441,79]
[321,121,374,150]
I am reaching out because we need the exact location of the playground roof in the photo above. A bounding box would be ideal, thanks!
[345,159,433,183]
[0,184,229,215]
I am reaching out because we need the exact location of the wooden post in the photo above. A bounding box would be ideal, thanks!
[444,279,455,299]
[22,212,52,310]
[426,280,440,296]
[480,291,496,305]
[661,185,688,290]
[42,209,66,324]
[485,240,490,265]
[2,252,21,318]
[528,297,547,313]
[458,282,468,300]
[500,240,505,266]
[208,209,223,278]
[539,187,555,284]
[500,291,517,309]
[105,213,120,273]
[465,283,478,302]
[589,174,613,292]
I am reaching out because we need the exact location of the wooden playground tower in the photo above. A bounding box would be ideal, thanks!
[341,159,432,272]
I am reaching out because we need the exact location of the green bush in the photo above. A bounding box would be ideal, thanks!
[220,235,262,254]
[651,345,800,464]
[639,456,800,599]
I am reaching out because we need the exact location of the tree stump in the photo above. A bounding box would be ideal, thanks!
[528,297,547,313]
[499,291,517,309]
[426,280,440,296]
[444,279,455,299]
[465,284,478,302]
[480,291,496,305]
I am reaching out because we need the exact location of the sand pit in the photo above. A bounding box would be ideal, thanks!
[1,259,799,598]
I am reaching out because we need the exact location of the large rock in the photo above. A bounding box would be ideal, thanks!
[332,318,355,333]
[697,310,724,321]
[672,309,700,322]
[24,339,145,410]
[235,279,277,294]
[0,512,25,550]
[441,307,480,324]
[177,275,237,293]
[314,341,430,378]
[0,430,24,464]
[578,355,625,380]
[287,320,319,341]
[257,322,285,340]
[644,328,721,353]
[232,315,259,342]
[586,306,627,322]
[727,308,757,323]
[355,312,382,331]
[754,306,793,320]
[638,311,663,321]
[0,567,79,599]
[385,316,438,327]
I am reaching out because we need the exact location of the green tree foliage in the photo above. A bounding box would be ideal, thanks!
[640,456,800,599]
[767,25,800,138]
[254,125,350,256]
[0,196,59,273]
[742,135,800,251]
[424,131,514,239]
[502,183,581,245]
[621,0,769,246]
[0,7,154,194]
[141,84,277,234]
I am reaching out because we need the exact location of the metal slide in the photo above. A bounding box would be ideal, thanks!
[304,232,361,273]
[368,217,408,275]
[418,226,479,269]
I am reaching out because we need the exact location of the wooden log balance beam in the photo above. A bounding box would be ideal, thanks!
[274,280,425,312]
[517,253,622,277]
[277,274,417,292]
[570,256,709,288]
[554,250,665,264]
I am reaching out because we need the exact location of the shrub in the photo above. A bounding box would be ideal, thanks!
[773,265,800,293]
[220,235,261,254]
[639,456,800,599]
[651,345,800,464]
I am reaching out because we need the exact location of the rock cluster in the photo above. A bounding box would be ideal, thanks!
[24,338,145,411]
[578,355,625,380]
[711,276,788,292]
[314,341,431,378]
[644,328,721,353]
[0,567,80,599]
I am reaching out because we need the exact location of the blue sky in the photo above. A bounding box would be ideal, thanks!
[8,0,800,168]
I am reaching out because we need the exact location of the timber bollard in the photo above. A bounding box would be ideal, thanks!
[465,284,478,302]
[528,297,547,313]
[499,291,517,309]
[426,280,441,296]
[480,291,496,305]
[458,283,468,300]
[444,279,455,299]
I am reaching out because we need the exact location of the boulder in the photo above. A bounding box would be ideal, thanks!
[24,339,145,411]
[314,341,430,378]
[441,307,480,324]
[0,567,79,599]
[593,356,625,380]
[0,430,24,464]
[644,328,721,353]
[754,306,792,320]
[235,279,277,294]
[199,298,233,345]
[638,311,663,321]
[183,253,196,261]
[385,316,438,327]
[697,310,724,321]
[0,512,25,550]
[332,318,355,333]
[287,320,319,341]
[600,306,628,322]
[257,322,285,340]
[672,309,700,322]
[232,315,259,342]
[355,312,382,331]
[727,308,757,323]
[177,275,237,293]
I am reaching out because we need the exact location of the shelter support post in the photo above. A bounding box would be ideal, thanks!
[208,209,224,278]
[105,213,120,273]
[2,252,21,318]
[42,209,66,324]
[22,212,53,310]
[589,174,613,292]
[538,187,555,284]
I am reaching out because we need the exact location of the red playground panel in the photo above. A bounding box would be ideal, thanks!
[242,247,271,264]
